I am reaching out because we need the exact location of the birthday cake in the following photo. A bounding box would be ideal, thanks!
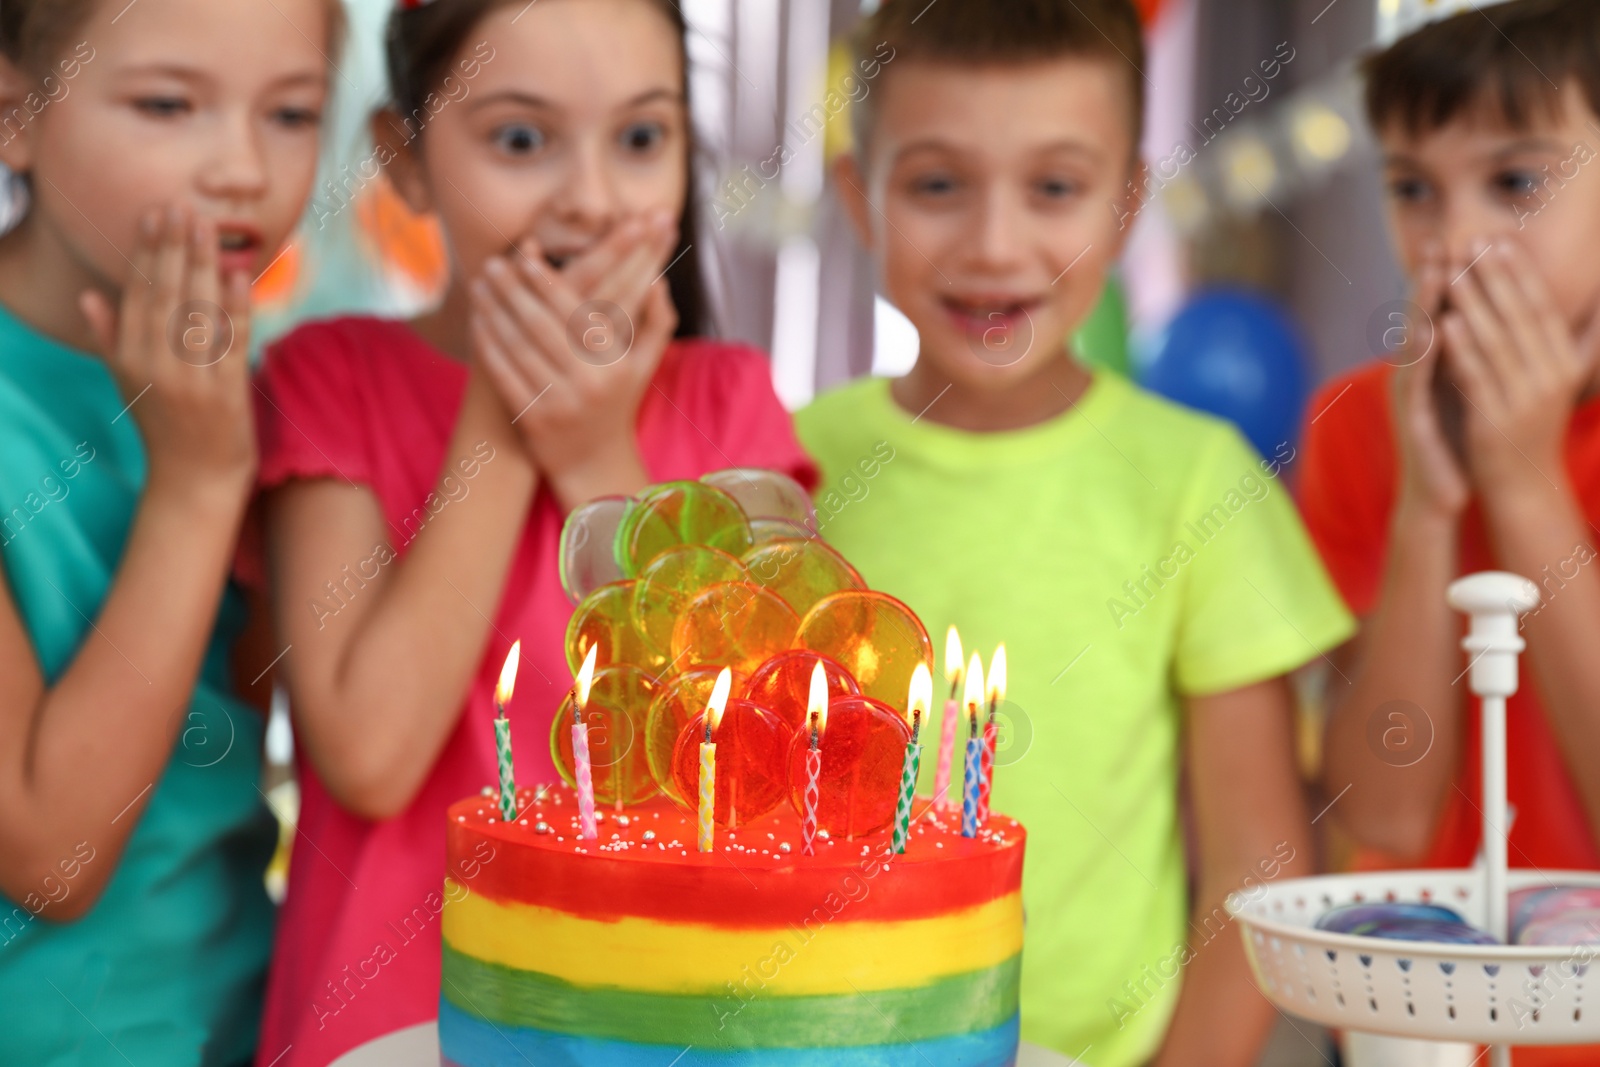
[439,470,1028,1066]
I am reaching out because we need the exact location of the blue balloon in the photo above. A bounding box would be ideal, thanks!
[1137,290,1312,459]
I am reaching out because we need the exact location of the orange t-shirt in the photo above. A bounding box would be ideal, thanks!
[1300,360,1600,1065]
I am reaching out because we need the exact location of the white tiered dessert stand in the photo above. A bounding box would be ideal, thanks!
[1231,572,1600,1066]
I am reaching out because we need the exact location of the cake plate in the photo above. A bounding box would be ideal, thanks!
[1231,572,1600,1067]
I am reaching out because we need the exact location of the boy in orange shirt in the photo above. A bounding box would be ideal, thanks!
[1302,1,1600,1060]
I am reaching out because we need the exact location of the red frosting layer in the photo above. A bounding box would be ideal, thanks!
[446,785,1024,928]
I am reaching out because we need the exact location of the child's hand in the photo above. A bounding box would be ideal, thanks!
[80,206,255,503]
[469,213,679,511]
[1442,239,1600,498]
[1391,243,1470,518]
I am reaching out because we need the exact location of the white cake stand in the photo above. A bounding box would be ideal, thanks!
[1231,572,1600,1067]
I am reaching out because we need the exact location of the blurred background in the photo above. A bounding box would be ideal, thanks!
[253,2,1414,1062]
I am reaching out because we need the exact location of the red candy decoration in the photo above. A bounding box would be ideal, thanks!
[785,695,911,839]
[745,650,860,733]
[671,698,792,828]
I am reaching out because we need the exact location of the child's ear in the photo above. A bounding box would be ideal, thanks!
[832,152,874,251]
[371,108,431,215]
[0,56,38,176]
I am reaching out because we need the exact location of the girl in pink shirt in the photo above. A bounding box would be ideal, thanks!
[250,1,814,1063]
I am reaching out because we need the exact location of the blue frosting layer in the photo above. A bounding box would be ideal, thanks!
[438,998,1019,1067]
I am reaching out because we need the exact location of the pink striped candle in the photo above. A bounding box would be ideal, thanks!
[932,626,964,811]
[571,646,599,840]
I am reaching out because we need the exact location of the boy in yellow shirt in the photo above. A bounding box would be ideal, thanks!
[796,1,1354,1063]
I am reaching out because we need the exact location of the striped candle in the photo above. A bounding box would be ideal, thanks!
[698,736,716,852]
[894,663,933,854]
[573,721,598,840]
[977,717,996,827]
[802,745,820,856]
[494,642,522,823]
[494,716,516,822]
[962,732,983,838]
[932,627,964,811]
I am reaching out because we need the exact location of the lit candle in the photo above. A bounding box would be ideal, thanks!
[697,668,734,853]
[961,652,985,838]
[893,663,932,854]
[932,626,964,812]
[572,645,599,840]
[802,661,828,857]
[978,645,1006,826]
[494,641,521,823]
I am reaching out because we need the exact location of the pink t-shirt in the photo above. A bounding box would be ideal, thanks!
[250,316,816,1067]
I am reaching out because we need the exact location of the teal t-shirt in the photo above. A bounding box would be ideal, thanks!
[796,373,1354,1067]
[0,303,276,1066]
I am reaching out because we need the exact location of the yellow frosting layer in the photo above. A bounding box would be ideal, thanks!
[442,879,1023,996]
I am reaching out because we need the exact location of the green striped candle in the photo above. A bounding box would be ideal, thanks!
[494,641,522,823]
[893,663,934,854]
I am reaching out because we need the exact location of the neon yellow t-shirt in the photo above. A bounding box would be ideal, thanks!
[795,372,1354,1067]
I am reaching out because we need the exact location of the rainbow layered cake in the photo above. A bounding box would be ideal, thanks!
[442,470,1027,1064]
[440,786,1025,1066]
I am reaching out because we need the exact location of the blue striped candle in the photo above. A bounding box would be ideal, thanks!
[962,734,982,838]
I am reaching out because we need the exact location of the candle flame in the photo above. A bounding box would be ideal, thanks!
[963,652,984,727]
[705,667,733,734]
[496,641,521,708]
[987,644,1007,710]
[575,644,598,709]
[807,659,830,738]
[908,662,932,729]
[943,625,964,685]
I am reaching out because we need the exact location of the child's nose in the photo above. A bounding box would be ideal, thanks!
[967,189,1028,270]
[198,113,269,200]
[1438,200,1513,272]
[546,142,624,235]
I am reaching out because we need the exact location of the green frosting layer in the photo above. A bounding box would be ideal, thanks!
[441,944,1021,1050]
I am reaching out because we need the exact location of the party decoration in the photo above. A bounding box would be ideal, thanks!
[493,641,521,823]
[743,649,858,734]
[1137,289,1312,460]
[671,582,799,676]
[743,538,865,617]
[674,695,791,834]
[551,664,659,807]
[749,517,817,546]
[632,544,746,654]
[559,496,633,603]
[644,665,744,806]
[566,580,659,676]
[932,626,964,812]
[893,664,932,854]
[786,694,911,840]
[701,468,816,527]
[796,590,933,709]
[618,481,753,577]
[1072,274,1130,376]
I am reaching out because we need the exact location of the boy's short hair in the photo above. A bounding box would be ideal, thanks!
[849,0,1145,157]
[1365,0,1600,135]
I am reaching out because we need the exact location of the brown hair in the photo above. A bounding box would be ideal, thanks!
[1365,0,1600,136]
[849,0,1146,157]
[385,0,712,338]
[2,0,345,74]
[0,0,97,74]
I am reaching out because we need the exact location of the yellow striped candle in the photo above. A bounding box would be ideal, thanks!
[697,668,733,853]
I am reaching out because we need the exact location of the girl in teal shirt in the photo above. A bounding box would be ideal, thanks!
[0,0,340,1062]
